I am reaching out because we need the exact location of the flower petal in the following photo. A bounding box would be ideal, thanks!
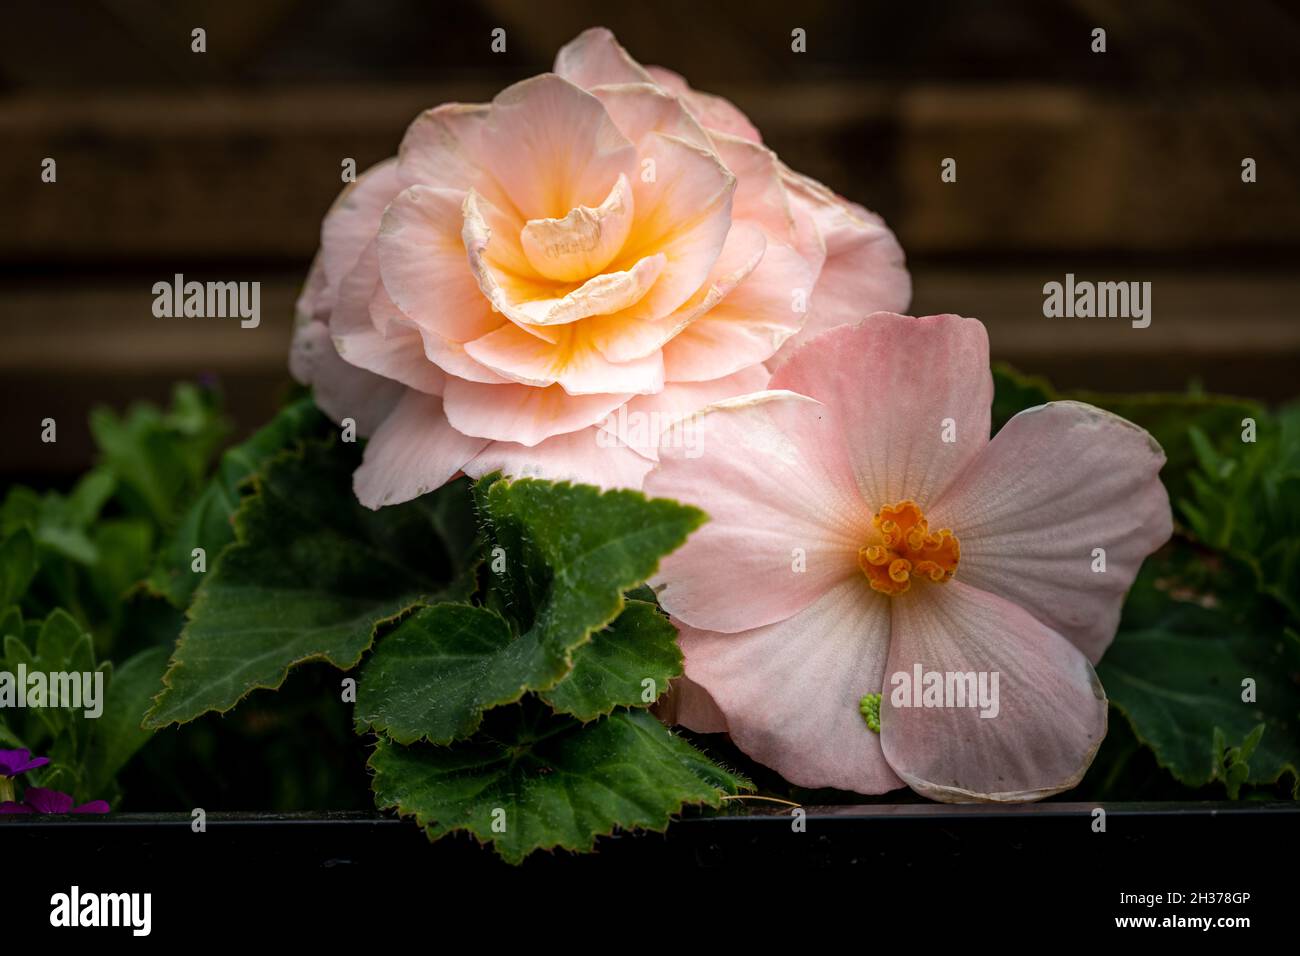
[929,401,1172,662]
[397,102,492,192]
[771,170,911,364]
[647,390,871,633]
[613,132,735,322]
[464,321,664,395]
[478,73,636,222]
[647,65,762,143]
[554,27,655,88]
[377,185,505,343]
[352,390,488,509]
[414,327,509,384]
[289,318,403,437]
[442,379,630,447]
[521,174,636,282]
[318,158,403,311]
[585,223,763,366]
[329,243,446,395]
[881,581,1109,802]
[769,313,992,510]
[654,675,729,733]
[589,83,711,152]
[463,425,653,490]
[662,233,813,381]
[678,579,903,793]
[598,364,771,460]
[711,133,798,246]
[23,787,74,814]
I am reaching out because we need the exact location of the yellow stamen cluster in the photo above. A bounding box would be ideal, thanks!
[858,500,960,597]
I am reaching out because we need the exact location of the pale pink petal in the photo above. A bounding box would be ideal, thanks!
[613,133,735,322]
[442,379,629,447]
[480,251,665,328]
[377,185,504,343]
[647,391,872,633]
[589,83,711,152]
[328,244,445,395]
[289,319,402,437]
[397,103,491,192]
[463,322,664,396]
[598,364,771,460]
[647,66,762,143]
[463,189,663,330]
[318,158,403,311]
[520,174,635,282]
[554,27,655,88]
[678,579,903,793]
[414,328,509,385]
[586,221,764,365]
[463,425,653,490]
[771,170,910,364]
[478,74,636,221]
[711,133,799,247]
[769,313,992,510]
[353,390,489,509]
[662,234,813,381]
[294,251,330,326]
[655,675,729,733]
[929,401,1172,663]
[882,581,1109,802]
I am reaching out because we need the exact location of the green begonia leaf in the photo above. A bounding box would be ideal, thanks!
[355,479,702,743]
[143,441,474,728]
[149,398,328,607]
[370,703,750,864]
[1098,551,1300,796]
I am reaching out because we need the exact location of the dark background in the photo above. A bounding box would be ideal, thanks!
[2,0,1298,478]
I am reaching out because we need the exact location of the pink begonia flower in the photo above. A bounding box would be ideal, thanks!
[645,313,1173,802]
[291,27,909,508]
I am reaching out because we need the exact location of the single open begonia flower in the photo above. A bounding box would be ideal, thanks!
[292,27,908,507]
[645,313,1173,802]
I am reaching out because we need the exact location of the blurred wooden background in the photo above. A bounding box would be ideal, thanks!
[2,0,1298,474]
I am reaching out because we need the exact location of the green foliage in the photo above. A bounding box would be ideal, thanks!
[143,441,475,729]
[149,398,328,608]
[0,608,127,803]
[89,383,230,528]
[140,428,735,858]
[0,385,236,805]
[1179,405,1300,618]
[356,476,702,742]
[370,702,749,864]
[1098,548,1300,797]
[995,365,1300,800]
[541,599,683,721]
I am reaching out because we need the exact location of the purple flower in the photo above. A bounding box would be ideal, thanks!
[0,801,33,814]
[21,787,110,814]
[0,749,50,777]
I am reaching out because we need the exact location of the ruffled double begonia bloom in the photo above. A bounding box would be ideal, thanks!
[646,313,1173,802]
[291,27,909,507]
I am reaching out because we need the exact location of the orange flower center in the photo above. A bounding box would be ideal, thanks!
[857,500,960,597]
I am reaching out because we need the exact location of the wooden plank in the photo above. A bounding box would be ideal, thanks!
[2,85,1297,262]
